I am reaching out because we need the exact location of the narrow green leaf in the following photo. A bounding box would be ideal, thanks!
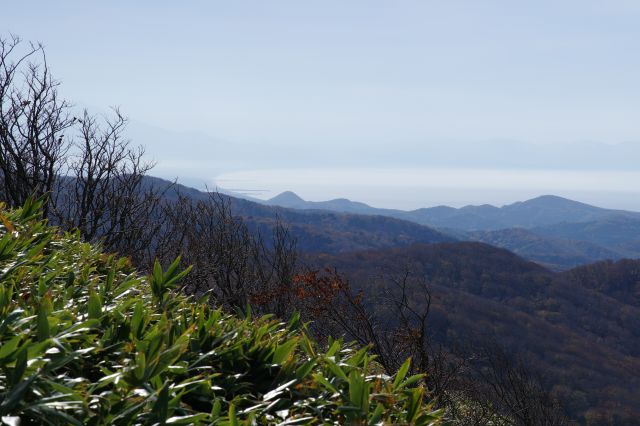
[88,290,102,320]
[273,338,298,365]
[0,336,21,360]
[37,309,50,342]
[0,374,38,415]
[152,382,170,422]
[393,358,411,390]
[368,403,385,425]
[229,403,239,426]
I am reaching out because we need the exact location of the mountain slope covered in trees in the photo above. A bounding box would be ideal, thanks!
[308,243,640,423]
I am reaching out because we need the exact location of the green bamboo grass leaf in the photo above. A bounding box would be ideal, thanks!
[273,338,298,365]
[153,259,164,284]
[131,300,145,338]
[65,271,75,287]
[134,352,146,382]
[0,259,29,281]
[17,197,43,220]
[368,403,385,425]
[399,373,425,390]
[211,399,222,418]
[152,382,170,422]
[25,236,51,259]
[152,334,190,379]
[300,333,315,357]
[348,371,370,414]
[25,339,50,361]
[103,268,115,296]
[0,235,17,263]
[94,372,123,389]
[88,290,102,320]
[229,403,239,426]
[41,379,84,401]
[165,265,192,288]
[36,308,50,342]
[24,405,84,426]
[294,360,316,380]
[347,346,370,367]
[275,417,315,425]
[37,277,48,297]
[164,256,182,280]
[325,358,349,382]
[312,373,339,395]
[393,358,411,390]
[263,379,297,401]
[0,310,24,335]
[0,375,38,415]
[151,259,164,300]
[10,344,28,385]
[167,413,208,424]
[416,409,444,426]
[110,394,151,423]
[405,387,424,423]
[287,311,300,330]
[326,340,341,357]
[0,336,21,360]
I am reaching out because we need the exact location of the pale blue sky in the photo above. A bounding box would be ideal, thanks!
[4,1,640,208]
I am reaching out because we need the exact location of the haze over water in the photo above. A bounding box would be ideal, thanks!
[215,168,640,211]
[7,2,640,212]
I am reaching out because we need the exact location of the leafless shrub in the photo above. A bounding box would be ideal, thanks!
[155,191,298,314]
[51,108,166,263]
[0,35,74,216]
[460,341,569,426]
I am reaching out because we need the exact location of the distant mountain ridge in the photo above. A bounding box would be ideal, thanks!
[264,191,640,229]
[263,190,640,269]
[142,176,454,253]
[146,177,640,270]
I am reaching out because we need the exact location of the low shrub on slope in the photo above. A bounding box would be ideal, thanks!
[0,200,441,425]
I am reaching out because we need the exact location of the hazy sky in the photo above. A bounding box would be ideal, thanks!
[4,1,640,208]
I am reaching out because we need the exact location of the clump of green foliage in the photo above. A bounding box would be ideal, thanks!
[0,200,442,425]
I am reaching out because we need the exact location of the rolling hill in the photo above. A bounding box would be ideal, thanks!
[467,228,622,271]
[308,243,640,423]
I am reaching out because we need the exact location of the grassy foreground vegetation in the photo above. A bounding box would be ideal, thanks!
[0,200,442,425]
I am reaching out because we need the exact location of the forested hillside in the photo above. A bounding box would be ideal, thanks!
[309,244,640,423]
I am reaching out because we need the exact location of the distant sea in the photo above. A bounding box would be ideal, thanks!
[214,168,640,211]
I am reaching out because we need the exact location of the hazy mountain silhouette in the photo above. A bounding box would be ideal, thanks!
[266,191,640,230]
[265,191,640,268]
